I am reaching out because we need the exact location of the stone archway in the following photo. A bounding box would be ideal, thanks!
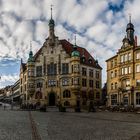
[49,92,56,106]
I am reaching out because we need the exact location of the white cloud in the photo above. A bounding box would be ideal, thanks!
[0,74,19,88]
[0,0,140,87]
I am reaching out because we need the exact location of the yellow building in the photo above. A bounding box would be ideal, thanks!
[106,19,140,108]
[19,13,102,107]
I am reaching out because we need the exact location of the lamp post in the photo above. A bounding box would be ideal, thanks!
[11,87,13,110]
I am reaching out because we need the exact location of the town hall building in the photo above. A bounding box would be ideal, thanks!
[19,10,102,107]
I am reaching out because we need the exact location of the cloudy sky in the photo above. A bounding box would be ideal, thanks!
[0,0,140,88]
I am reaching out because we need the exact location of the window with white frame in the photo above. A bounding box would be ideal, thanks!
[136,52,140,60]
[128,53,131,61]
[121,55,124,63]
[124,67,128,74]
[136,64,140,72]
[125,54,128,62]
[128,66,131,74]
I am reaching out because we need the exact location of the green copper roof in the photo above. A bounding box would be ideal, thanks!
[28,51,34,62]
[71,45,80,57]
[49,18,55,26]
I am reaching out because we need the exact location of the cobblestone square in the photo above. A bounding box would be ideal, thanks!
[0,107,140,140]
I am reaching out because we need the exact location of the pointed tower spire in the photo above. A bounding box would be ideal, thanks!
[71,34,80,57]
[51,4,53,19]
[126,13,134,45]
[28,41,34,62]
[48,4,55,42]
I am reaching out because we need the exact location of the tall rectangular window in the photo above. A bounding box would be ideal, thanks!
[136,65,140,72]
[36,66,42,77]
[125,54,128,62]
[96,71,100,79]
[121,55,124,63]
[136,52,140,60]
[111,71,114,78]
[124,67,128,74]
[47,63,57,75]
[89,69,94,77]
[89,80,94,87]
[96,81,100,88]
[111,94,117,105]
[82,78,87,87]
[82,68,87,76]
[128,66,131,74]
[128,53,131,61]
[62,63,69,74]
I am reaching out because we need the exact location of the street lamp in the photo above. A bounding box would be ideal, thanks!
[11,87,13,110]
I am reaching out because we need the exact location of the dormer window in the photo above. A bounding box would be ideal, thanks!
[88,57,92,64]
[81,54,86,63]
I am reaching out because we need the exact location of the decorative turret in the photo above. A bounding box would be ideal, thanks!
[122,36,129,48]
[71,35,80,57]
[126,14,134,45]
[28,42,34,63]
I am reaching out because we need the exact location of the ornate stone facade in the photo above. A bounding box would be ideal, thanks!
[106,19,140,108]
[19,15,102,107]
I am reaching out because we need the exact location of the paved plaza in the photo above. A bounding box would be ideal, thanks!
[0,107,140,140]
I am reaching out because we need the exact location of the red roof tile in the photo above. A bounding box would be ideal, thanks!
[32,39,102,69]
[60,39,102,69]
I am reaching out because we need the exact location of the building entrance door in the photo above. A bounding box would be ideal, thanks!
[49,92,55,106]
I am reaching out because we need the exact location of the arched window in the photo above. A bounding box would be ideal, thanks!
[63,90,71,98]
[64,101,70,106]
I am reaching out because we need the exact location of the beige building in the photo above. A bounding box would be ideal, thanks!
[19,13,102,107]
[106,19,140,108]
